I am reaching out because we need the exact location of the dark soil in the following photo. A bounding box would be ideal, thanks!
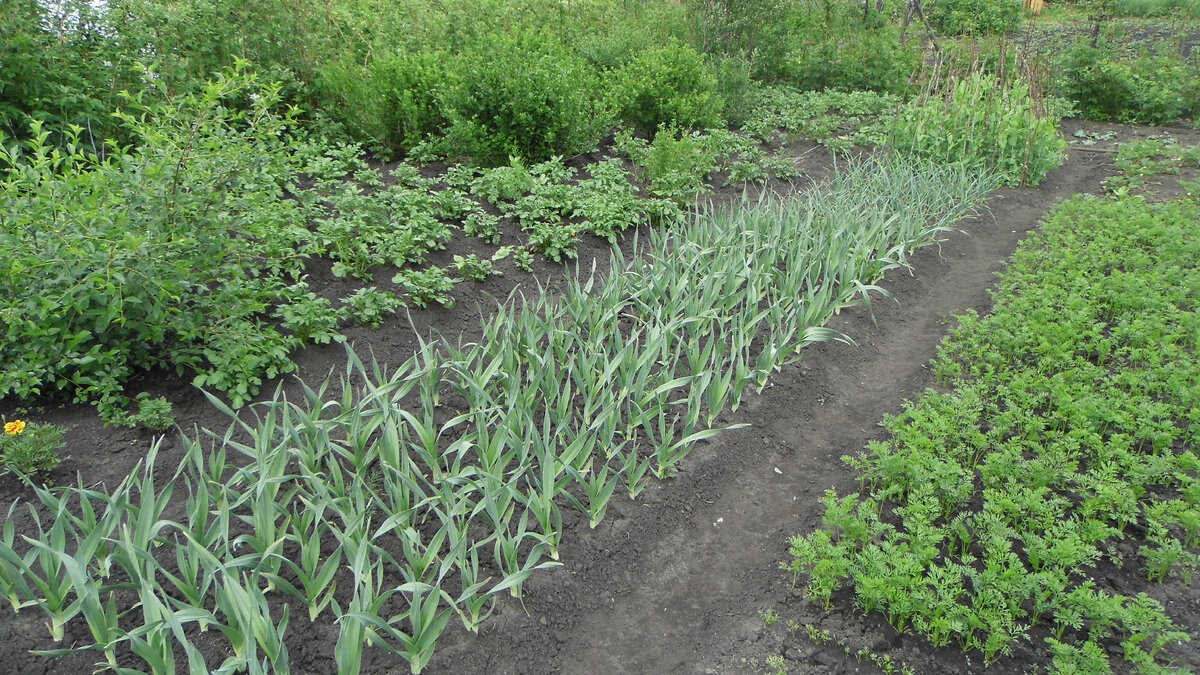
[3,121,1199,675]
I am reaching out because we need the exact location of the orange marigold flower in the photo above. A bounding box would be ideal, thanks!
[4,420,26,435]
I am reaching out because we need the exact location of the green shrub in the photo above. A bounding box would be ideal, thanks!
[443,29,609,164]
[0,67,313,415]
[893,71,1066,186]
[787,35,917,94]
[1058,42,1199,125]
[572,26,657,71]
[0,0,134,145]
[929,0,1024,36]
[607,40,724,135]
[315,50,451,154]
[782,5,918,94]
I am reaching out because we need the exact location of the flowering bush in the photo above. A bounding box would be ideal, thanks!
[0,418,64,479]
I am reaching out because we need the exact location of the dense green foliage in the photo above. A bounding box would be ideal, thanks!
[786,192,1200,671]
[315,51,451,154]
[782,0,918,93]
[442,30,610,164]
[0,70,311,418]
[607,40,724,135]
[930,0,1024,36]
[0,0,133,144]
[1114,0,1200,18]
[1058,40,1200,125]
[0,0,939,164]
[893,71,1066,186]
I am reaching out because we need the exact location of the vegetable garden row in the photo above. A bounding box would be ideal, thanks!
[786,189,1200,672]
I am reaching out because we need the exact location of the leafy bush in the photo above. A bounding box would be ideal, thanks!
[315,50,451,154]
[929,0,1024,35]
[893,72,1066,186]
[443,29,609,164]
[1058,42,1200,125]
[0,67,313,414]
[0,0,135,145]
[607,40,724,135]
[783,6,918,94]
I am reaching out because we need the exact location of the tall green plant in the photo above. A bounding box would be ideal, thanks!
[929,0,1024,36]
[0,0,135,146]
[1058,40,1200,125]
[780,0,917,92]
[0,66,314,417]
[893,70,1066,186]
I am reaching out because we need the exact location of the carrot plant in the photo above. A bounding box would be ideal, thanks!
[786,192,1200,671]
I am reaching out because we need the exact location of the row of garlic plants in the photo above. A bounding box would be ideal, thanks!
[785,193,1200,672]
[0,155,996,674]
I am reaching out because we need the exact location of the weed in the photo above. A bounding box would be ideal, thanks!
[131,395,175,431]
[805,624,833,645]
